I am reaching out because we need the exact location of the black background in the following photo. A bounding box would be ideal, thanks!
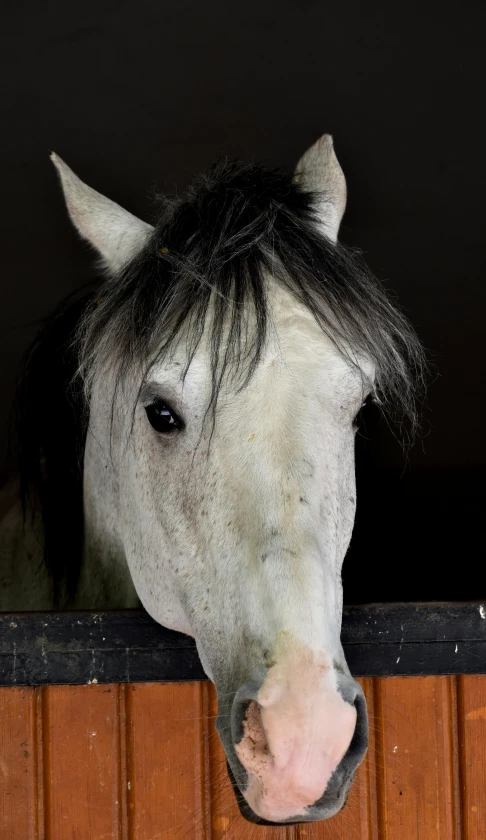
[1,1,484,602]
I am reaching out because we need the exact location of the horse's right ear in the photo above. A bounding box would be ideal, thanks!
[50,153,153,273]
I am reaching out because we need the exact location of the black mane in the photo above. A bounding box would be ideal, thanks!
[14,288,94,605]
[16,158,426,605]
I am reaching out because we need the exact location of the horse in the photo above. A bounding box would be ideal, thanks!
[0,135,425,825]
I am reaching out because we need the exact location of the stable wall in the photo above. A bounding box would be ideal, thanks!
[1,676,485,839]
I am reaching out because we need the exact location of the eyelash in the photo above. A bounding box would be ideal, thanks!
[353,394,373,429]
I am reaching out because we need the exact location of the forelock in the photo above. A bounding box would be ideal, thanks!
[75,158,426,437]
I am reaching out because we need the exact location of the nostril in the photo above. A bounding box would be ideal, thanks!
[341,689,369,769]
[236,700,268,757]
[231,680,263,746]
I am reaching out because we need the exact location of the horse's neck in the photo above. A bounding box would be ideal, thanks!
[0,475,139,610]
[0,480,54,610]
[75,425,140,609]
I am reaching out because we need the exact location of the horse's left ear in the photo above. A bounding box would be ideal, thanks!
[50,153,154,273]
[294,134,347,242]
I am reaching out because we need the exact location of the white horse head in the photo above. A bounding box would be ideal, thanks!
[51,137,423,824]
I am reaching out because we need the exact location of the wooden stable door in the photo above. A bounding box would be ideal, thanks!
[1,676,485,839]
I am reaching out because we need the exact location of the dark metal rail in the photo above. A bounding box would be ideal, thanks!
[1,602,485,686]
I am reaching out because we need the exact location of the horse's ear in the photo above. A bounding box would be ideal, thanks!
[294,134,347,242]
[50,153,154,273]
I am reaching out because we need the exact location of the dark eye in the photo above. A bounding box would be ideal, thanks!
[145,400,184,434]
[353,394,373,429]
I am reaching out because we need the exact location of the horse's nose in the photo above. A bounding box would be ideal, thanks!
[228,669,368,824]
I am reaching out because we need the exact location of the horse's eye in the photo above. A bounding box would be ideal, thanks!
[145,401,184,434]
[353,394,373,429]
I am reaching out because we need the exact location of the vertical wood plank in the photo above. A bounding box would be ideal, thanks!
[375,676,458,840]
[297,677,380,840]
[362,678,381,840]
[43,683,123,840]
[457,674,486,838]
[118,684,129,840]
[0,686,41,840]
[126,682,210,839]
